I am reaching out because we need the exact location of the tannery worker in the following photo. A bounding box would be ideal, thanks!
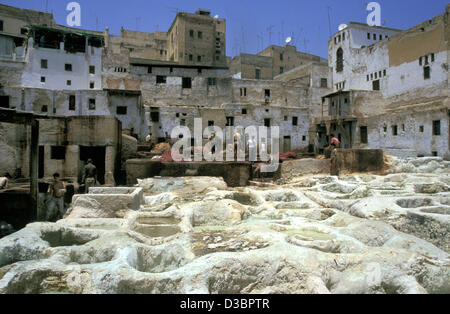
[83,159,97,193]
[47,173,66,221]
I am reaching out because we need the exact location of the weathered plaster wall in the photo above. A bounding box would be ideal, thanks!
[21,38,103,91]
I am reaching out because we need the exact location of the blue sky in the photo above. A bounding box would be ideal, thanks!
[1,0,448,58]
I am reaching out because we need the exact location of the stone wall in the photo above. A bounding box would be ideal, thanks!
[126,159,251,187]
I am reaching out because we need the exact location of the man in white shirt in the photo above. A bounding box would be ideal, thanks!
[0,173,11,190]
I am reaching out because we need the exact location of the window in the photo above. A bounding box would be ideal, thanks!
[302,136,307,141]
[392,125,398,136]
[208,78,216,86]
[182,77,192,89]
[0,96,10,108]
[197,55,202,62]
[208,121,214,127]
[189,30,194,38]
[424,66,431,80]
[215,56,220,61]
[280,67,284,74]
[150,112,160,122]
[419,126,424,133]
[379,34,382,40]
[292,117,298,126]
[65,63,72,72]
[41,105,48,113]
[90,82,94,89]
[433,120,441,136]
[240,88,247,97]
[51,146,66,160]
[343,32,345,40]
[367,33,371,40]
[180,119,186,126]
[66,80,71,86]
[425,56,429,65]
[148,66,152,74]
[0,20,3,31]
[379,71,382,78]
[242,108,247,115]
[69,95,76,111]
[360,126,368,144]
[226,117,235,127]
[189,54,193,62]
[264,119,271,127]
[373,34,377,40]
[265,89,271,97]
[89,66,95,74]
[419,57,423,66]
[336,48,344,72]
[431,53,435,62]
[41,59,48,69]
[383,69,386,76]
[156,76,167,84]
[280,53,284,61]
[116,106,127,115]
[372,80,380,91]
[367,75,370,82]
[88,98,96,110]
[374,72,377,79]
[198,31,203,39]
[41,76,46,83]
[321,78,328,88]
[255,69,261,79]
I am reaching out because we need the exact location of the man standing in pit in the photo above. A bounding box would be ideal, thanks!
[83,159,97,193]
[47,173,66,221]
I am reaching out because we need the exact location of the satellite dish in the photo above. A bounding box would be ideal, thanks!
[214,14,219,19]
[285,37,292,44]
[338,24,348,31]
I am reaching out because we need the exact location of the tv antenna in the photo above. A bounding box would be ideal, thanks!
[327,6,332,37]
[266,25,275,45]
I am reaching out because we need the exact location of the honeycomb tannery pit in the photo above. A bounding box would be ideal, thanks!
[0,157,449,294]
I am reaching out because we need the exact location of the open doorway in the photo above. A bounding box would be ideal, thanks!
[283,136,291,153]
[79,146,106,185]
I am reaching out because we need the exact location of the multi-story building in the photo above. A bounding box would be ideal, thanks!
[230,45,328,80]
[315,5,450,157]
[109,28,168,62]
[167,9,226,67]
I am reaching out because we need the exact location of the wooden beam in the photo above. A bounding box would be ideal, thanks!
[29,120,39,221]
